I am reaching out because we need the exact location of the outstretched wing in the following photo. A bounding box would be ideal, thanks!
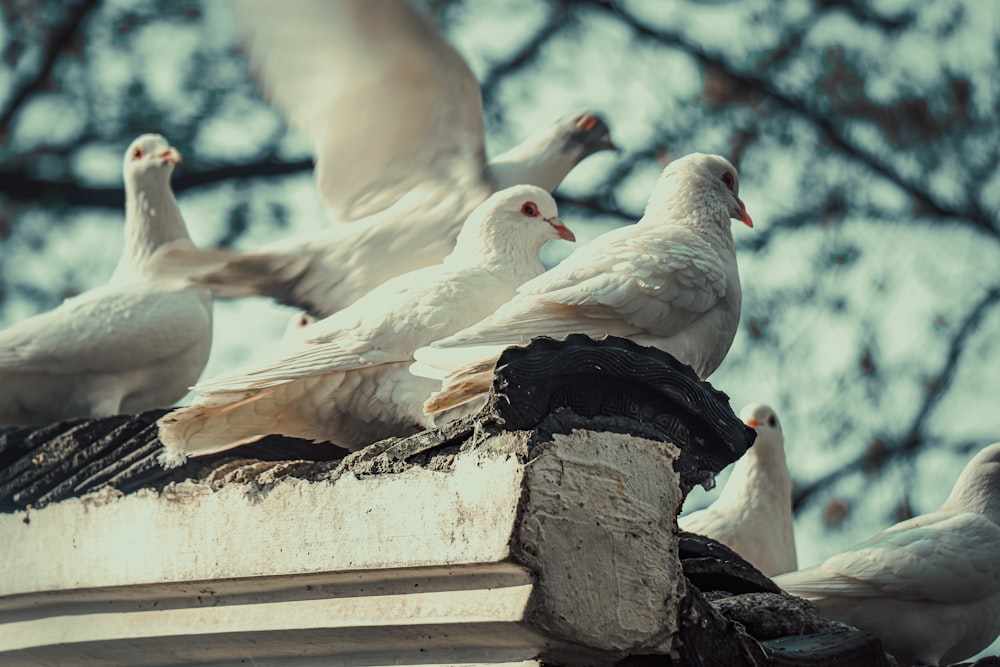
[234,0,487,222]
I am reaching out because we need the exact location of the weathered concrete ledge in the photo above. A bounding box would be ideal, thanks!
[1,428,684,666]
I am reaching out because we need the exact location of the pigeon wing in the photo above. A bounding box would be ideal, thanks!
[777,513,1000,604]
[0,286,210,376]
[233,0,487,222]
[195,262,495,392]
[435,225,731,347]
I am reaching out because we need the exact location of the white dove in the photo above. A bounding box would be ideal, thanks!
[413,152,753,415]
[0,135,213,426]
[774,443,1000,666]
[678,404,797,577]
[146,0,614,318]
[277,311,318,355]
[157,185,574,463]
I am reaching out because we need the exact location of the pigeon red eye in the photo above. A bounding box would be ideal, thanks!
[721,172,735,190]
[132,148,144,160]
[521,202,539,217]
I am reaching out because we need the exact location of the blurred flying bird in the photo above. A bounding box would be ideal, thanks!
[148,0,614,318]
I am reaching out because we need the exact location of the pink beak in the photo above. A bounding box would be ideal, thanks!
[546,216,576,242]
[160,148,182,165]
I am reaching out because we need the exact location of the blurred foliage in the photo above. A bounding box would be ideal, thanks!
[0,0,998,563]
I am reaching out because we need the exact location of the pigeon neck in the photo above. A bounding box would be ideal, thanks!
[941,466,1000,525]
[446,225,546,285]
[115,174,192,283]
[715,437,792,513]
[487,140,578,193]
[641,179,736,251]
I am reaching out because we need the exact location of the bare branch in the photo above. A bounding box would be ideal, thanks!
[581,0,1000,242]
[477,2,573,119]
[816,0,917,33]
[0,0,101,136]
[792,285,1000,511]
[0,157,313,209]
[555,194,636,223]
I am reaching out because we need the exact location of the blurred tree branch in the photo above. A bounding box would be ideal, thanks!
[792,284,1000,512]
[0,0,100,139]
[0,157,313,208]
[586,0,999,241]
[477,2,572,120]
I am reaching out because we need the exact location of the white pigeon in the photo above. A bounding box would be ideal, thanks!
[157,185,574,463]
[277,310,318,355]
[413,152,753,415]
[0,135,213,426]
[146,0,615,318]
[774,443,1000,666]
[678,404,797,577]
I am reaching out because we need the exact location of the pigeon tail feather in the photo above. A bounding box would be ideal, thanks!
[422,354,500,415]
[158,388,288,459]
[410,342,508,380]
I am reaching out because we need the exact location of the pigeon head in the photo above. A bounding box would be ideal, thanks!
[683,153,752,228]
[278,311,318,354]
[487,113,617,192]
[645,153,754,231]
[739,403,786,461]
[699,154,753,228]
[449,184,574,264]
[741,403,782,437]
[941,442,1000,524]
[563,112,618,157]
[482,184,572,239]
[124,134,182,184]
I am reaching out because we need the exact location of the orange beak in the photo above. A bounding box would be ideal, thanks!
[546,216,576,242]
[577,115,598,132]
[746,418,759,428]
[160,148,182,165]
[736,196,753,228]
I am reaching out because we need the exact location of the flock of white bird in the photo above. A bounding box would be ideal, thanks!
[1,1,997,664]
